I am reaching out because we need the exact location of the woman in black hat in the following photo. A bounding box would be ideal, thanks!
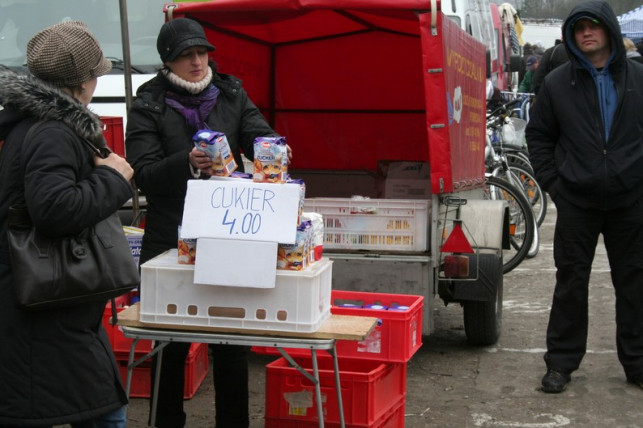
[0,21,133,427]
[125,18,288,428]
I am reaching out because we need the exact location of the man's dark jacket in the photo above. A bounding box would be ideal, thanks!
[526,0,643,210]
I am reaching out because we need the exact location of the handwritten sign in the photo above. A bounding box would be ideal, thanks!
[181,178,300,244]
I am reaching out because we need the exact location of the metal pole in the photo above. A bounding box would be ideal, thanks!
[118,0,134,113]
[118,0,140,225]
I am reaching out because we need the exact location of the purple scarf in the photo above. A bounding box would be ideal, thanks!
[165,84,220,132]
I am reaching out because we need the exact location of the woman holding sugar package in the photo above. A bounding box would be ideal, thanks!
[125,17,291,428]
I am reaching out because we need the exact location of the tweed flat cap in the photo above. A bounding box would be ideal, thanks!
[27,21,112,88]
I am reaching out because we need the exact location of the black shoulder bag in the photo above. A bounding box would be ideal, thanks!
[6,122,140,310]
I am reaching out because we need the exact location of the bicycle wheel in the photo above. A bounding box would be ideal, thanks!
[485,176,535,273]
[508,164,547,227]
[504,150,532,173]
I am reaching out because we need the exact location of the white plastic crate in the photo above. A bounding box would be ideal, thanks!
[304,198,430,252]
[139,250,332,333]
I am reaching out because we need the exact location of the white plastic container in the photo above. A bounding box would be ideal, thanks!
[139,250,332,332]
[303,198,430,252]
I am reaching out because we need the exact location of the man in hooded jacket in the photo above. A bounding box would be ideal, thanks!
[527,0,643,394]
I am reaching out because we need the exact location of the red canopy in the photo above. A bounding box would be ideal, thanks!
[166,0,486,193]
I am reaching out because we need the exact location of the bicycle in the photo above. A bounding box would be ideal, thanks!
[487,99,547,227]
[485,102,538,272]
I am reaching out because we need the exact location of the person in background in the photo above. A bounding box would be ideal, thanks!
[527,0,643,394]
[533,40,546,55]
[636,40,643,56]
[624,37,643,64]
[518,42,536,82]
[518,55,539,93]
[0,21,133,427]
[532,38,569,96]
[125,18,290,428]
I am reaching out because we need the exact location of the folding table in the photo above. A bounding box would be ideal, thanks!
[116,304,377,428]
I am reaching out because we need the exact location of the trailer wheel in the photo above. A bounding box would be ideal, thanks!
[463,253,503,346]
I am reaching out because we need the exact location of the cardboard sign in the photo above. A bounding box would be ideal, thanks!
[181,178,300,244]
[194,238,277,288]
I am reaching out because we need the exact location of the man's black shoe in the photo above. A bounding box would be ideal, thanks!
[627,374,643,389]
[541,369,571,393]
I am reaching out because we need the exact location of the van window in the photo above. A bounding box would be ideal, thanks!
[0,0,164,72]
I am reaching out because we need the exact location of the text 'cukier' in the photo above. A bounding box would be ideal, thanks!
[210,186,276,212]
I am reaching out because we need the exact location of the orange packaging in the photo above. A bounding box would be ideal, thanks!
[193,130,238,177]
[177,226,197,264]
[253,136,288,183]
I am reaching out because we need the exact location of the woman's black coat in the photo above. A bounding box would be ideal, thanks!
[0,70,133,426]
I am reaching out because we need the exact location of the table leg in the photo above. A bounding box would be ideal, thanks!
[150,343,164,428]
[125,339,139,398]
[329,345,345,428]
[310,349,325,428]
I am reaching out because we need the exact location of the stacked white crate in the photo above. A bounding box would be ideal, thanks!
[139,178,333,333]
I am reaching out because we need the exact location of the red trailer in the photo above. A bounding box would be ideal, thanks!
[165,0,508,344]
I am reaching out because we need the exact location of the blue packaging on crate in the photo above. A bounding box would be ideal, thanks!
[388,305,410,311]
[365,304,388,310]
[123,226,144,266]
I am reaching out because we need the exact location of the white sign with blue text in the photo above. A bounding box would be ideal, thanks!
[180,178,300,244]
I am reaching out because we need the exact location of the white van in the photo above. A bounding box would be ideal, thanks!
[441,0,517,90]
[0,0,165,123]
[442,0,495,57]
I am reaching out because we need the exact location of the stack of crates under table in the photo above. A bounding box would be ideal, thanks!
[257,289,423,428]
[102,292,210,399]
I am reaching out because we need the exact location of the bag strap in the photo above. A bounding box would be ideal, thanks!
[110,297,118,326]
[80,136,112,159]
[24,120,44,145]
[548,44,563,73]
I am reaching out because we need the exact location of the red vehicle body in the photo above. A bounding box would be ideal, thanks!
[163,0,508,343]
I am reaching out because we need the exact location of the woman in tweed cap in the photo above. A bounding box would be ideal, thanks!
[0,21,133,427]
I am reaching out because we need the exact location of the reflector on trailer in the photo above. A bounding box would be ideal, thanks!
[441,221,474,254]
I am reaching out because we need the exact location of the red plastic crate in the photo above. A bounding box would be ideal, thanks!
[103,292,153,359]
[331,290,423,363]
[265,356,406,427]
[265,394,405,428]
[117,342,209,399]
[100,116,125,157]
[253,290,423,363]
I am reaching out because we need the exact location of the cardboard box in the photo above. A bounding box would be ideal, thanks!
[377,160,430,199]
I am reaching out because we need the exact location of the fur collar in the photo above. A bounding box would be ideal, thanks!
[0,69,104,144]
